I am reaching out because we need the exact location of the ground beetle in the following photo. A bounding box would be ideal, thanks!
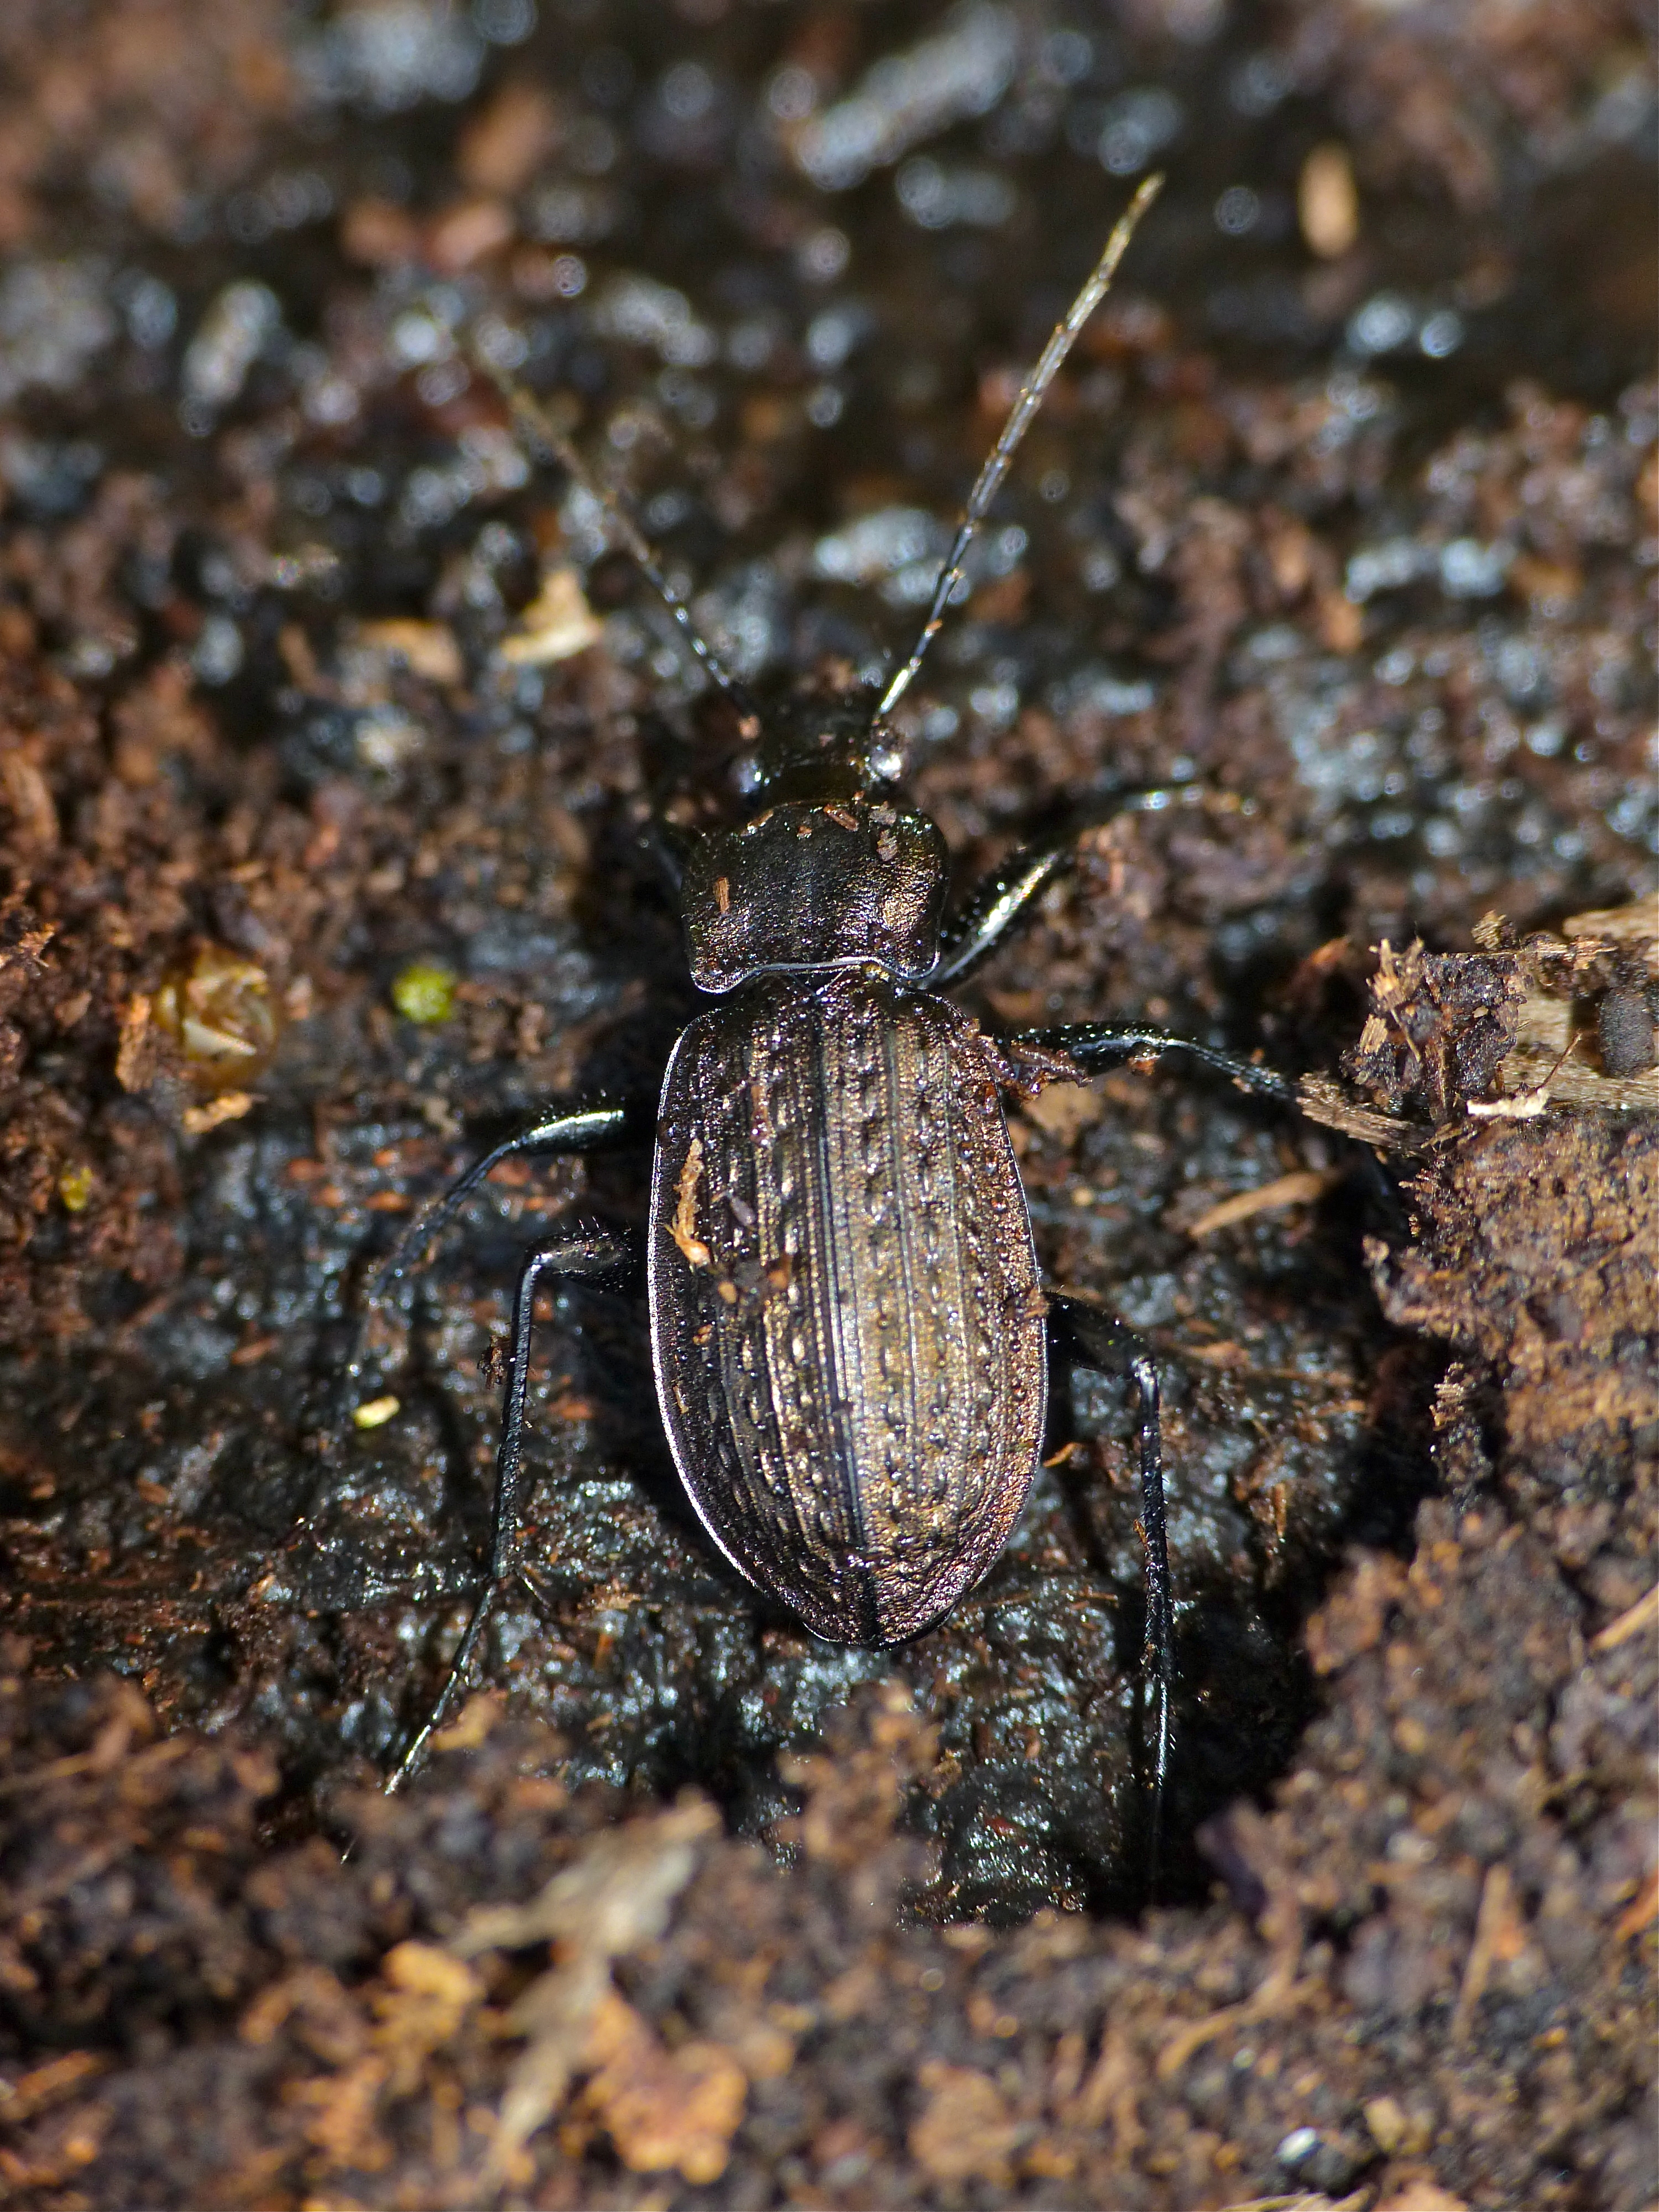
[351,179,1294,1848]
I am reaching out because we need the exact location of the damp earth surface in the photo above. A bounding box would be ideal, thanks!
[0,2,1654,2206]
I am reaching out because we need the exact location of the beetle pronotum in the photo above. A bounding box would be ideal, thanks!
[350,176,1295,1870]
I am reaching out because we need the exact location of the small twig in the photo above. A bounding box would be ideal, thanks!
[1451,1863,1514,2046]
[1183,1167,1340,1240]
[1589,1580,1659,1654]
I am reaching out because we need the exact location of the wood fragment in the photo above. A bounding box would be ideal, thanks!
[354,618,465,685]
[1296,1073,1420,1152]
[1451,1863,1518,2046]
[1185,1168,1339,1239]
[670,1136,712,1269]
[114,993,154,1093]
[1613,1869,1658,1942]
[1589,1580,1659,1653]
[499,568,603,666]
[181,1091,255,1135]
[1299,142,1359,258]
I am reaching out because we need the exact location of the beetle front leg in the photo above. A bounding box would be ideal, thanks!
[1047,1292,1171,1890]
[928,837,1078,987]
[928,784,1224,989]
[386,1224,625,1793]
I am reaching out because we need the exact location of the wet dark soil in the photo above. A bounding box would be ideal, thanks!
[0,2,1653,2205]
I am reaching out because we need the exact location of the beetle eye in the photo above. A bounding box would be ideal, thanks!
[868,737,904,783]
[730,749,764,795]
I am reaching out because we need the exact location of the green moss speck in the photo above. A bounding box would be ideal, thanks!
[392,961,457,1025]
[58,1162,95,1213]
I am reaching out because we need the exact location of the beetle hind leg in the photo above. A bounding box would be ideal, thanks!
[385,1224,625,1794]
[344,1098,635,1418]
[1002,1020,1292,1101]
[1048,1292,1171,1896]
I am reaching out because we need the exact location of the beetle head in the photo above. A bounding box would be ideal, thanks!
[680,682,943,992]
[723,686,904,812]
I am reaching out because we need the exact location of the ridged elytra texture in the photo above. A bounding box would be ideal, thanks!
[648,969,1047,1645]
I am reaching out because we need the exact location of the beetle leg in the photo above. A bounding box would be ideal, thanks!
[928,838,1077,987]
[346,1098,637,1406]
[1048,1291,1171,1891]
[385,1224,625,1793]
[637,809,692,896]
[928,784,1216,989]
[1001,1020,1294,1102]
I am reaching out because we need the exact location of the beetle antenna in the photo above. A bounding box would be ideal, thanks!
[874,173,1163,724]
[475,354,756,712]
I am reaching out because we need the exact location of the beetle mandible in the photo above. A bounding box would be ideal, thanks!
[351,176,1295,1838]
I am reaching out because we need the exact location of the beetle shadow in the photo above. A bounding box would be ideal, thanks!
[1036,1145,1441,1906]
[1035,1356,1164,1893]
[1038,1332,1320,1908]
